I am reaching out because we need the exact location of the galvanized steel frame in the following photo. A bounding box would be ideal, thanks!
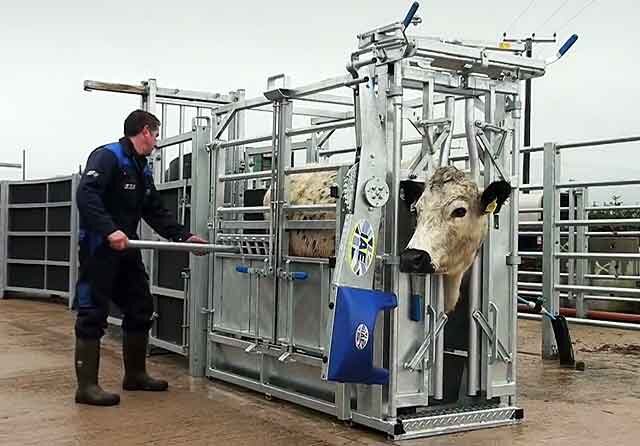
[195,26,543,439]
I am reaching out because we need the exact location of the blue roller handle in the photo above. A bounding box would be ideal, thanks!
[236,265,249,274]
[402,2,420,28]
[291,272,309,281]
[409,294,423,322]
[518,296,555,320]
[559,34,578,56]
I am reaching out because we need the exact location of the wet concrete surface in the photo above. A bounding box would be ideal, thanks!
[0,297,639,445]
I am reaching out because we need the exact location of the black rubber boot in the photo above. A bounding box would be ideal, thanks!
[74,338,120,406]
[122,333,168,391]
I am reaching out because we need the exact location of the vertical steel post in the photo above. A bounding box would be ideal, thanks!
[160,104,167,182]
[439,96,455,166]
[465,96,481,396]
[433,276,444,400]
[575,188,587,318]
[567,188,577,305]
[277,99,293,347]
[508,95,521,403]
[188,119,212,376]
[522,40,532,189]
[542,142,560,359]
[141,79,158,273]
[389,63,403,416]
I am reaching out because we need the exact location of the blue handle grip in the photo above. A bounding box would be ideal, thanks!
[558,34,578,56]
[291,272,309,281]
[409,294,423,322]
[236,265,249,274]
[402,2,420,28]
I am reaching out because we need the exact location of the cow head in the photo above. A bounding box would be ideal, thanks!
[400,166,511,277]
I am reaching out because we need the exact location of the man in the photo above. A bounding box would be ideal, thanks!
[74,109,207,406]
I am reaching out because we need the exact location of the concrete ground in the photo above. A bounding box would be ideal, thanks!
[0,297,639,446]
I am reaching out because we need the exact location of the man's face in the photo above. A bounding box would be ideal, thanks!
[141,125,159,155]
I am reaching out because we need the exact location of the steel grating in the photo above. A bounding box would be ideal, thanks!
[401,407,519,433]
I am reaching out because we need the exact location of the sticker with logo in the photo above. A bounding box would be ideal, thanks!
[348,219,376,277]
[354,323,369,350]
[123,183,136,190]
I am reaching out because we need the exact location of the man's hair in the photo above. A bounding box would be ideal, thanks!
[124,109,161,137]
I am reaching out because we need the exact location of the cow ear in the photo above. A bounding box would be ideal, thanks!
[400,180,425,205]
[480,180,512,214]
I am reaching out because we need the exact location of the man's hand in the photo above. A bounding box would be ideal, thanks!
[186,234,208,256]
[107,230,129,251]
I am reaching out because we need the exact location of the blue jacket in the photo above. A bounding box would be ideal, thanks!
[77,137,191,246]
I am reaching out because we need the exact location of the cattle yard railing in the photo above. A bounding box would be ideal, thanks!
[518,136,640,358]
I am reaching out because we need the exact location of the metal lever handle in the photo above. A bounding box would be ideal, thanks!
[559,34,578,56]
[545,33,578,66]
[402,2,420,29]
[127,240,239,254]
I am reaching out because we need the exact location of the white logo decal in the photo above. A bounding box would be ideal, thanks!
[124,183,136,190]
[85,170,100,178]
[354,323,369,350]
[348,220,376,277]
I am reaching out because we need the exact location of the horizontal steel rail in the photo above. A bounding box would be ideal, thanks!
[555,284,640,296]
[556,135,640,150]
[286,119,354,137]
[519,184,544,191]
[284,163,350,175]
[584,295,640,303]
[0,162,21,169]
[555,219,640,226]
[518,282,543,289]
[218,221,270,230]
[282,204,336,212]
[317,147,357,157]
[519,251,543,257]
[555,252,640,260]
[156,131,195,149]
[519,145,544,153]
[217,206,269,214]
[215,134,273,149]
[518,313,640,331]
[557,179,640,189]
[83,80,234,104]
[218,171,272,182]
[213,75,365,116]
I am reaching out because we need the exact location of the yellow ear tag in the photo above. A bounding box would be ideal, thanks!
[485,199,497,214]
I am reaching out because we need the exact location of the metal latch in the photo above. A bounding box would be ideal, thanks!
[472,302,512,364]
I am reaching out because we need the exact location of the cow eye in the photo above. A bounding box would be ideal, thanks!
[451,207,467,218]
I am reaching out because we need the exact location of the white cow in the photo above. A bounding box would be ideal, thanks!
[264,165,511,312]
[399,166,511,312]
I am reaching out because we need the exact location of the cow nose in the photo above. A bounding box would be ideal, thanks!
[399,249,435,274]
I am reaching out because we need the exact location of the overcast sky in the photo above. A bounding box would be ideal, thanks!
[1,0,638,203]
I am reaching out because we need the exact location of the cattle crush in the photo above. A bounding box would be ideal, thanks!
[78,2,581,440]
